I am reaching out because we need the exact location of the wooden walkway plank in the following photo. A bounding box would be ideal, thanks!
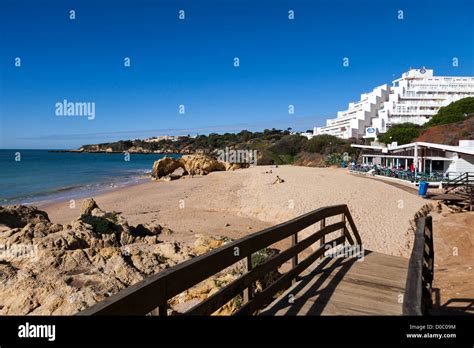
[260,250,409,316]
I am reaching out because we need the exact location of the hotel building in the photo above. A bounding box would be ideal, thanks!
[314,68,474,139]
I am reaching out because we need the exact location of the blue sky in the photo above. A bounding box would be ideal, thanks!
[1,0,473,149]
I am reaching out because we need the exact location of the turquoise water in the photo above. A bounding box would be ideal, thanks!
[0,150,179,205]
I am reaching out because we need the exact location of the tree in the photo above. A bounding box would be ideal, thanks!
[378,123,420,145]
[425,97,474,127]
[269,134,307,156]
[303,134,342,154]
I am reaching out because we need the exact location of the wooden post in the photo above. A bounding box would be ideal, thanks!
[341,214,346,241]
[243,255,253,303]
[158,302,168,316]
[291,232,298,284]
[320,218,326,259]
[291,232,298,269]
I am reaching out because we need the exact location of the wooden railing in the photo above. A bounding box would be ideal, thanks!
[445,172,474,192]
[403,216,434,315]
[444,172,474,211]
[77,204,362,316]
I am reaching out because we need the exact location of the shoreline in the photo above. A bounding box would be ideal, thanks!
[4,174,152,207]
[0,150,181,206]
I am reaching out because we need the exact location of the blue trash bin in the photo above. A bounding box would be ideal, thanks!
[418,181,429,196]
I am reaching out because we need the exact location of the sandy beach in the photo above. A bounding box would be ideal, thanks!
[40,166,427,257]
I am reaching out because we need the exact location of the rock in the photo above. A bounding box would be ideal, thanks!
[193,234,229,256]
[0,205,50,228]
[154,242,192,263]
[151,157,185,179]
[151,154,247,180]
[0,204,199,315]
[162,227,173,236]
[131,223,162,237]
[180,154,225,176]
[224,162,249,171]
[0,204,279,316]
[80,198,99,216]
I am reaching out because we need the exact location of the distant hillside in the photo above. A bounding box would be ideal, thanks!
[76,129,360,166]
[415,117,474,145]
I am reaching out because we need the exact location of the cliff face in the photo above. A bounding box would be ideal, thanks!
[416,118,474,145]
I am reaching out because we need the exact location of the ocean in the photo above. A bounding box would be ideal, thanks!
[0,150,180,205]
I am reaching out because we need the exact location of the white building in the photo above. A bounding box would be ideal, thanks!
[144,135,187,142]
[299,130,314,139]
[351,140,474,178]
[315,68,474,139]
[315,84,389,139]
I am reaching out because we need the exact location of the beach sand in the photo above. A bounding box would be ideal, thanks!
[40,166,427,257]
[430,210,474,314]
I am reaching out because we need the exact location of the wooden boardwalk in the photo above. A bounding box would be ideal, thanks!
[261,250,409,315]
[78,205,433,317]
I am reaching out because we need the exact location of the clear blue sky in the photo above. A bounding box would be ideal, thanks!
[1,0,473,149]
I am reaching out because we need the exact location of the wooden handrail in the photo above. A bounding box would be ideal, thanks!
[403,216,434,315]
[77,204,362,316]
[445,172,474,193]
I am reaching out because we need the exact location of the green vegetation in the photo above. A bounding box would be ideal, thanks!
[377,98,474,145]
[378,123,421,145]
[251,248,278,268]
[81,129,359,167]
[83,128,293,154]
[424,97,474,127]
[302,134,355,155]
[79,215,117,235]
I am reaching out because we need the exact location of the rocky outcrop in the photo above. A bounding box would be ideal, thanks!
[151,157,185,179]
[0,201,195,315]
[180,154,226,176]
[151,154,232,179]
[0,201,279,315]
[80,198,99,216]
[0,205,50,228]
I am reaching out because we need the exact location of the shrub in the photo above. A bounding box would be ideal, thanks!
[425,97,474,127]
[80,215,116,235]
[378,123,420,145]
[303,134,344,154]
[268,135,307,156]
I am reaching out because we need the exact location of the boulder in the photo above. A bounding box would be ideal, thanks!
[80,198,99,216]
[151,157,185,179]
[180,154,226,176]
[151,154,248,180]
[0,205,50,228]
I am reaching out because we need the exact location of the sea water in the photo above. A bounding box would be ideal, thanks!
[0,150,179,205]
